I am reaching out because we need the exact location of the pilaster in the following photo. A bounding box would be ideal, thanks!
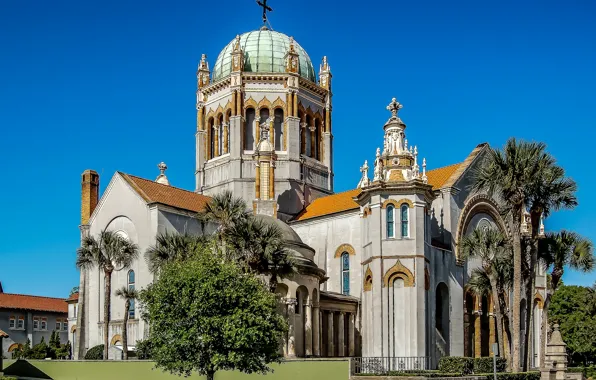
[305,303,313,356]
[286,298,297,358]
[327,311,334,357]
[313,304,320,356]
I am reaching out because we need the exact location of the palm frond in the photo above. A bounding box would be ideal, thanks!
[115,286,139,300]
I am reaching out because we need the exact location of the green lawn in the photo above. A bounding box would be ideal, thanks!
[2,359,349,380]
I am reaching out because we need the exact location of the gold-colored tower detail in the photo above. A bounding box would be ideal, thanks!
[253,118,277,217]
[197,54,210,90]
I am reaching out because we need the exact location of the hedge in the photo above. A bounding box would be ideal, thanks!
[438,357,507,375]
[473,357,507,373]
[569,366,596,379]
[83,345,104,360]
[438,357,474,374]
[477,372,540,380]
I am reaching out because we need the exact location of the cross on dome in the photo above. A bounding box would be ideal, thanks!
[256,0,273,24]
[387,98,403,118]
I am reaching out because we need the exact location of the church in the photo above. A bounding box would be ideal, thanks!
[73,15,547,369]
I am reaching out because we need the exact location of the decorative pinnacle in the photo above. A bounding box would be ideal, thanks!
[158,162,167,174]
[387,98,403,118]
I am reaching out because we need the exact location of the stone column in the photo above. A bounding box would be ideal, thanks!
[300,122,307,155]
[287,92,293,117]
[286,298,297,357]
[269,162,275,200]
[255,164,261,199]
[327,311,334,357]
[488,298,496,356]
[313,304,320,356]
[223,123,229,154]
[541,324,567,380]
[348,312,355,357]
[337,311,345,357]
[474,296,481,358]
[305,303,313,356]
[293,92,298,117]
[309,125,315,158]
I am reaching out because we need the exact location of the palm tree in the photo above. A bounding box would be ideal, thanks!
[76,230,139,360]
[522,163,577,369]
[473,138,553,371]
[145,232,207,274]
[225,217,296,292]
[538,230,594,365]
[197,190,250,236]
[115,286,139,360]
[460,226,509,361]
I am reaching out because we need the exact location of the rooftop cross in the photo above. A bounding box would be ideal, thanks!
[387,98,403,117]
[256,0,273,24]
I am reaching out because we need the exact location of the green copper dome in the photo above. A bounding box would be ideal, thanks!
[212,29,316,82]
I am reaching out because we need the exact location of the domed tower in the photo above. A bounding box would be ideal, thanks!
[195,27,334,220]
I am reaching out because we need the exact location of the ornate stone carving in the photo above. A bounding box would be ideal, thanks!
[373,148,383,181]
[382,260,414,287]
[334,243,356,258]
[358,160,370,189]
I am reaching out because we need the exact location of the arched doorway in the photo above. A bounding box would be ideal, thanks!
[435,282,450,355]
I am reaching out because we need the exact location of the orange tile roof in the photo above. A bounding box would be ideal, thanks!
[119,173,211,213]
[0,329,8,338]
[293,163,464,222]
[0,293,68,313]
[294,189,362,221]
[66,293,79,303]
[426,163,461,190]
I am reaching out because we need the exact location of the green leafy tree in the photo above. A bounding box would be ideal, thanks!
[115,286,139,360]
[140,247,287,380]
[460,226,510,362]
[548,285,596,365]
[30,337,48,359]
[145,232,207,274]
[76,230,140,360]
[538,231,594,365]
[225,217,296,292]
[473,138,574,371]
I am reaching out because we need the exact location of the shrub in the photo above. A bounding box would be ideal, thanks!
[84,344,104,360]
[569,366,596,379]
[473,357,507,373]
[477,372,540,380]
[135,339,153,360]
[438,357,474,375]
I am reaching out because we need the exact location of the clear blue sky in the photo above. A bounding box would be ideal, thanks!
[0,0,594,298]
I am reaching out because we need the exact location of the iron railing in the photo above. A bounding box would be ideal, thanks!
[350,356,432,375]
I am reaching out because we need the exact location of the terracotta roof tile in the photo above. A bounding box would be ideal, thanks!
[119,173,211,213]
[293,163,465,222]
[426,163,461,190]
[0,293,68,313]
[294,189,361,221]
[66,293,79,303]
[0,329,8,338]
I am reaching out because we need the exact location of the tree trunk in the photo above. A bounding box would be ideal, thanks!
[490,278,505,362]
[540,293,551,368]
[269,275,278,293]
[206,370,215,380]
[522,251,536,371]
[75,268,86,359]
[511,210,523,372]
[122,300,129,360]
[103,269,112,360]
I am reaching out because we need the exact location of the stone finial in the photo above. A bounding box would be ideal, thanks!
[155,162,170,186]
[233,35,241,52]
[422,158,428,184]
[199,54,209,70]
[373,148,383,181]
[358,160,370,188]
[386,98,403,118]
[539,214,546,238]
[550,324,566,346]
[320,56,330,72]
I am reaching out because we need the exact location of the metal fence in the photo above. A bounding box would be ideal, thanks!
[350,356,432,375]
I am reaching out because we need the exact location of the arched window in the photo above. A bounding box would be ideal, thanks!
[387,205,395,238]
[218,114,225,156]
[208,118,215,159]
[341,252,350,295]
[401,204,409,238]
[305,115,312,157]
[245,108,255,150]
[128,270,135,319]
[274,108,284,150]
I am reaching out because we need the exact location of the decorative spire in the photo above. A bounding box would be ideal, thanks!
[358,160,370,188]
[539,214,545,238]
[155,162,170,186]
[197,54,210,89]
[386,98,403,118]
[422,158,428,183]
[373,148,383,181]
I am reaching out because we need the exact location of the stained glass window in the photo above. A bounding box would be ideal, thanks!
[401,204,409,238]
[387,205,395,238]
[128,270,136,319]
[341,252,350,295]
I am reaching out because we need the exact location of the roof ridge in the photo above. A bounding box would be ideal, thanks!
[1,293,66,301]
[119,172,209,197]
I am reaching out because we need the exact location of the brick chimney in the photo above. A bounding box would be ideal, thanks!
[81,170,99,225]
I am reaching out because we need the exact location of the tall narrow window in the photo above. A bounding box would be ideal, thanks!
[208,118,215,159]
[17,316,24,329]
[341,252,350,295]
[245,108,255,150]
[128,270,136,319]
[33,317,39,330]
[305,115,312,157]
[274,108,284,150]
[9,316,15,329]
[218,114,224,155]
[40,317,47,331]
[314,118,321,160]
[387,205,395,238]
[401,204,409,238]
